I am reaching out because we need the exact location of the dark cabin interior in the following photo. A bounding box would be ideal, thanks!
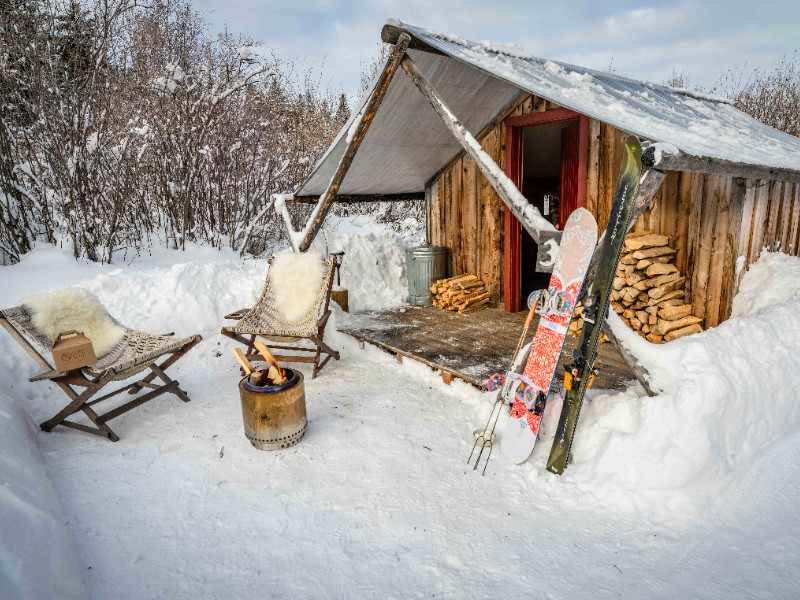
[519,119,580,306]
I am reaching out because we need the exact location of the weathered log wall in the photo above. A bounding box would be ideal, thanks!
[427,93,800,326]
[631,172,800,327]
[426,129,504,303]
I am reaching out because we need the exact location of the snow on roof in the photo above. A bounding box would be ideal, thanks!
[296,20,800,198]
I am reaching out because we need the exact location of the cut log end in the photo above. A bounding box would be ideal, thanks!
[617,232,704,344]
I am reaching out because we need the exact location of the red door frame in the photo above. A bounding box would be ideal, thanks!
[502,109,589,312]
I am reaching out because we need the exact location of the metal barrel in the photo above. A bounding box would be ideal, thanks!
[238,369,306,450]
[405,244,448,306]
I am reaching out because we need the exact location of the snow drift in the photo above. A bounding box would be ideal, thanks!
[0,237,798,597]
[534,251,800,518]
[0,399,86,599]
[310,227,414,312]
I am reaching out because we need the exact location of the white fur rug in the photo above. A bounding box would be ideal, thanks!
[21,288,125,357]
[269,252,326,324]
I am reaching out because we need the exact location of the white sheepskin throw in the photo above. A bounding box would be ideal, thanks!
[21,288,125,357]
[269,252,326,324]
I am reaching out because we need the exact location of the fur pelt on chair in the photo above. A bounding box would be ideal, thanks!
[21,288,125,357]
[269,252,325,324]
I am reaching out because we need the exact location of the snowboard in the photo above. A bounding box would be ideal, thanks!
[546,135,642,475]
[501,207,598,464]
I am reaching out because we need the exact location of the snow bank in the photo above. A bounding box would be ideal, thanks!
[74,253,266,340]
[0,398,86,599]
[531,252,800,519]
[311,226,414,312]
[731,250,800,317]
[0,242,798,596]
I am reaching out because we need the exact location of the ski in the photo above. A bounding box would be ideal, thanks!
[546,135,642,475]
[500,207,598,464]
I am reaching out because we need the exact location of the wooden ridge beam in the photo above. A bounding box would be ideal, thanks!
[292,33,412,252]
[380,23,446,56]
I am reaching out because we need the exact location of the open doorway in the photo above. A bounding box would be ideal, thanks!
[503,109,588,312]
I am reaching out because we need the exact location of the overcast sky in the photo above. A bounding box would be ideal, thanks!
[192,0,800,100]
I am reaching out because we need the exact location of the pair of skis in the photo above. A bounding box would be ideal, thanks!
[469,207,597,473]
[470,135,642,475]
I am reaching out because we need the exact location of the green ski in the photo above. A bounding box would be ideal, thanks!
[546,135,642,475]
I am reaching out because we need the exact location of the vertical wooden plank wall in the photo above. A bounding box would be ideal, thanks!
[585,122,623,231]
[591,119,800,327]
[427,92,561,304]
[630,171,799,327]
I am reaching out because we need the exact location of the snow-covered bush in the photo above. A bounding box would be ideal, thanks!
[0,0,348,264]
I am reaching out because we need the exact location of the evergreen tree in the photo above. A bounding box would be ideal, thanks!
[335,92,350,124]
[53,1,97,88]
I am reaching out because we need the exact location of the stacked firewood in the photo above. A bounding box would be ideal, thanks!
[430,274,490,314]
[610,231,703,343]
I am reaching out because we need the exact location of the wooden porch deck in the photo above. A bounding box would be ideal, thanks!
[338,306,635,391]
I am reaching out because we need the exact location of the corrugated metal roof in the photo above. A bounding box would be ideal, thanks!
[296,19,800,198]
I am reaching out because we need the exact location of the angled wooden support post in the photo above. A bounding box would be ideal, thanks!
[601,318,658,397]
[292,33,412,252]
[399,54,557,251]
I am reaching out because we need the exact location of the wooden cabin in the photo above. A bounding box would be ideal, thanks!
[278,19,800,388]
[426,95,800,328]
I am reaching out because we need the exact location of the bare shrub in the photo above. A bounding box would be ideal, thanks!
[714,50,800,137]
[0,0,347,263]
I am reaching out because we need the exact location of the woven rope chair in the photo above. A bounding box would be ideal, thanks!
[0,304,201,442]
[221,256,339,379]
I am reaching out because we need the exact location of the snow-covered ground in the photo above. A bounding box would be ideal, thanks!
[2,231,800,599]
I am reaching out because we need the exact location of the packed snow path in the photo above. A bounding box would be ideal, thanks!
[2,244,800,599]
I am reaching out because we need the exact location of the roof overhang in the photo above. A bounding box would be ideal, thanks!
[295,47,523,198]
[296,19,800,199]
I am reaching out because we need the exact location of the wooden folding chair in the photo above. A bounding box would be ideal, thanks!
[221,255,339,379]
[0,305,201,442]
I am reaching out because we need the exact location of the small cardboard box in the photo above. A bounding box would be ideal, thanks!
[52,330,97,372]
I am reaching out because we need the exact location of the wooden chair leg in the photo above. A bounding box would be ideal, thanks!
[128,336,200,394]
[312,345,322,379]
[245,334,257,356]
[41,372,120,441]
[310,335,340,361]
[78,403,120,441]
[149,364,190,402]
